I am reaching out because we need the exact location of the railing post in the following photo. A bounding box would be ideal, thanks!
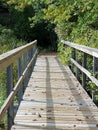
[71,48,76,72]
[23,52,28,90]
[82,53,87,88]
[72,48,75,59]
[31,48,34,71]
[6,64,14,130]
[33,45,37,69]
[18,57,23,104]
[92,57,98,101]
[23,52,27,70]
[93,57,98,77]
[76,51,79,80]
[28,49,33,78]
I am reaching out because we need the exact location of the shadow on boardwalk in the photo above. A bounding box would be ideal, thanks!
[56,57,98,130]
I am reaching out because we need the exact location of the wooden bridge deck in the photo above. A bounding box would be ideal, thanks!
[11,55,98,130]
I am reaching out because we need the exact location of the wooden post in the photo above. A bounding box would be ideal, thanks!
[72,48,75,59]
[76,51,79,80]
[6,64,14,130]
[71,48,76,72]
[32,47,36,70]
[33,45,37,69]
[82,53,87,88]
[93,57,98,77]
[23,53,27,70]
[28,49,32,78]
[18,57,23,104]
[23,53,27,90]
[92,57,98,101]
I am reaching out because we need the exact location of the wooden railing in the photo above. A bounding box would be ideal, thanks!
[0,40,37,130]
[61,40,98,100]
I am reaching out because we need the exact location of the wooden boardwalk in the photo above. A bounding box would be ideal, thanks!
[11,55,98,130]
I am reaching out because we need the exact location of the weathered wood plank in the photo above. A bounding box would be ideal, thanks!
[11,125,98,130]
[61,40,98,58]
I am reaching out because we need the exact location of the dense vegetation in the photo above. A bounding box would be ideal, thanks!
[4,0,97,63]
[0,0,98,128]
[1,0,97,50]
[0,0,57,51]
[45,0,98,45]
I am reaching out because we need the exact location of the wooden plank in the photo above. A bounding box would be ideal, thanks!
[12,122,98,129]
[11,125,98,130]
[14,103,98,117]
[12,55,98,129]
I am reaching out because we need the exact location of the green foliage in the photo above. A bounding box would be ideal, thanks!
[0,24,26,54]
[87,80,98,101]
[58,42,71,64]
[7,0,57,49]
[44,0,98,47]
[9,6,35,41]
[3,0,98,49]
[87,81,97,92]
[0,70,6,107]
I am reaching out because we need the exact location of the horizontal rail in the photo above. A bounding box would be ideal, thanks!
[61,40,98,101]
[71,58,98,87]
[0,40,37,70]
[61,40,98,58]
[0,49,38,120]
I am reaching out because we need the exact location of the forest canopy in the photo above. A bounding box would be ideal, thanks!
[6,0,98,48]
[0,0,98,50]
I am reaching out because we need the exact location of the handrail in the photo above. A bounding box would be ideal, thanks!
[61,40,98,101]
[0,40,37,70]
[71,58,98,87]
[0,40,37,130]
[61,40,98,58]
